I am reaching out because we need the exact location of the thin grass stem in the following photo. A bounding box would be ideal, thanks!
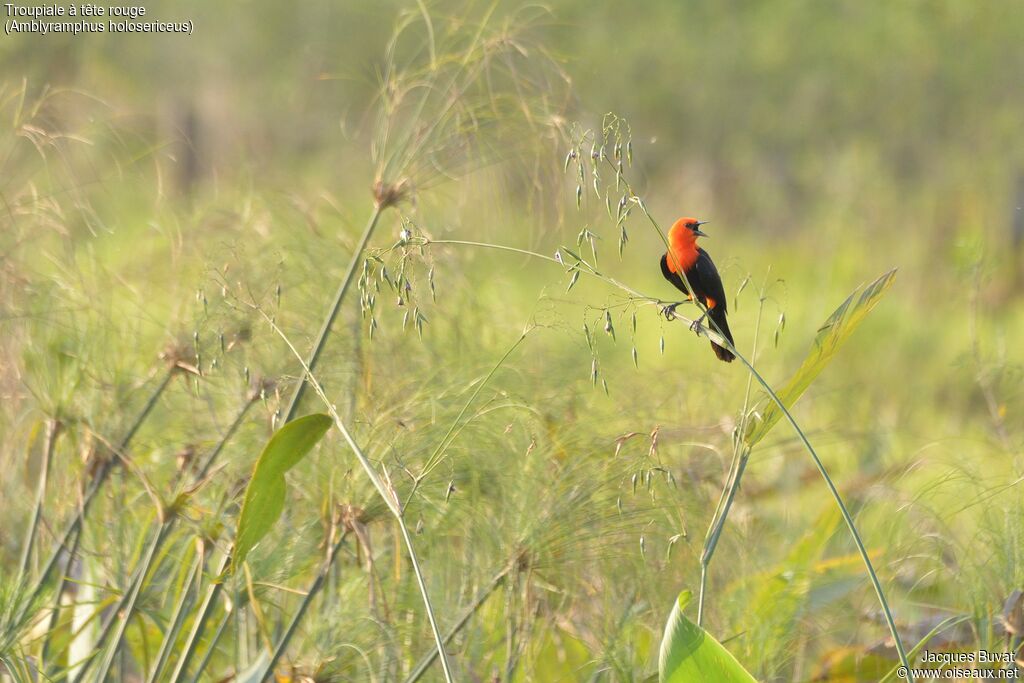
[588,149,913,675]
[715,338,913,676]
[258,531,350,681]
[71,393,258,681]
[39,526,80,673]
[83,525,165,683]
[697,271,770,626]
[27,369,174,610]
[187,609,232,683]
[168,554,230,683]
[412,231,913,676]
[146,552,203,683]
[18,418,61,579]
[259,308,455,682]
[405,331,528,508]
[283,206,385,423]
[402,560,515,683]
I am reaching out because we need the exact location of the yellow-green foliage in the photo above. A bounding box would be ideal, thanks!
[1,2,1022,682]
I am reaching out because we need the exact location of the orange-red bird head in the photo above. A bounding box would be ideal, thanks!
[665,217,709,273]
[669,217,709,241]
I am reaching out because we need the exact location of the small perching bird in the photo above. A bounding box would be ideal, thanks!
[659,217,735,362]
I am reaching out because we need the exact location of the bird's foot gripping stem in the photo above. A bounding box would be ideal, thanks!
[689,311,708,335]
[661,302,682,320]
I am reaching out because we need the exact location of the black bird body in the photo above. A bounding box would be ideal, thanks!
[660,218,735,362]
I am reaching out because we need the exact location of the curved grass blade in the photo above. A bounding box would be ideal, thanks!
[659,590,758,683]
[228,413,332,574]
[744,269,897,447]
[877,614,972,683]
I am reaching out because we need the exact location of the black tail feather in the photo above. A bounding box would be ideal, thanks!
[708,307,735,363]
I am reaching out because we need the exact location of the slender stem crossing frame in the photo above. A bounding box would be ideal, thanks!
[410,227,913,677]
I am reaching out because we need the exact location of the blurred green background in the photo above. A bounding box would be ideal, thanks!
[1,1,1022,681]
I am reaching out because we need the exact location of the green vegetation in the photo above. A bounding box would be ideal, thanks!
[1,2,1022,681]
[660,591,757,683]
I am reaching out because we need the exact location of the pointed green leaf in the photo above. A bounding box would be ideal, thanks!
[229,413,332,574]
[744,269,896,447]
[659,590,758,683]
[560,246,583,263]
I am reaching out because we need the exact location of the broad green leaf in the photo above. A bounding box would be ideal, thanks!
[229,413,332,574]
[659,590,758,683]
[744,269,896,447]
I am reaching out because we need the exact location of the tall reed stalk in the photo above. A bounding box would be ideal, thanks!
[168,202,392,682]
[73,393,257,682]
[17,418,61,580]
[696,270,772,625]
[397,128,912,673]
[260,309,455,681]
[402,558,518,683]
[145,553,203,683]
[258,531,350,678]
[282,207,385,422]
[215,8,568,680]
[565,119,913,675]
[23,368,175,620]
[168,555,230,683]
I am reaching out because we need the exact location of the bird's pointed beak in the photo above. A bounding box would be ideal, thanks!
[694,220,710,238]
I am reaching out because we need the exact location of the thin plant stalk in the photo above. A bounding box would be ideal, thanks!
[170,207,387,680]
[697,445,750,627]
[18,418,61,579]
[403,560,515,683]
[194,392,260,481]
[73,394,258,681]
[672,281,914,674]
[260,309,455,682]
[504,578,518,683]
[39,526,81,671]
[589,149,913,675]
[404,331,528,508]
[32,368,175,674]
[410,232,913,676]
[396,521,451,679]
[73,513,184,681]
[27,369,175,610]
[662,259,913,670]
[282,206,385,423]
[415,238,703,329]
[696,271,771,626]
[725,348,913,674]
[146,553,203,683]
[260,330,523,680]
[505,578,534,682]
[83,527,165,683]
[168,554,230,683]
[188,609,232,683]
[175,203,391,680]
[259,531,350,681]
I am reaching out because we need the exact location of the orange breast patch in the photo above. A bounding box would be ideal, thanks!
[665,245,699,273]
